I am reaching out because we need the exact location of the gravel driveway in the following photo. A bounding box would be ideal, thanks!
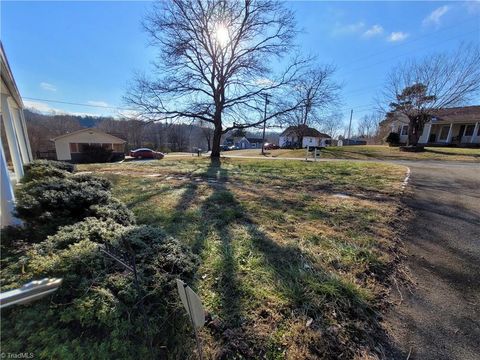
[386,161,480,360]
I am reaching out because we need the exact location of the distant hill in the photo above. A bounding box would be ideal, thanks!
[24,109,112,128]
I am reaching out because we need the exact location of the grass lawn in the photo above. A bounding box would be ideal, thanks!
[226,145,480,162]
[79,158,408,359]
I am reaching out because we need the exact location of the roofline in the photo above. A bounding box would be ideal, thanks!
[50,128,127,143]
[1,42,24,108]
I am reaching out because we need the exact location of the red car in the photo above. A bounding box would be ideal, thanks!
[264,143,279,150]
[129,148,165,159]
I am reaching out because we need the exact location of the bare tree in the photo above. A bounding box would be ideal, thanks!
[125,0,309,160]
[279,65,341,147]
[381,43,480,146]
[318,112,344,139]
[357,113,380,139]
[23,110,83,158]
[197,120,214,151]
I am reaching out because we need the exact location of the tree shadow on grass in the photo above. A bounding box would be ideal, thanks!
[196,160,407,359]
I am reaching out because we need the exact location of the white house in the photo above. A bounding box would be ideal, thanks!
[279,125,331,148]
[380,106,480,146]
[52,128,126,162]
[224,136,263,149]
[1,42,33,226]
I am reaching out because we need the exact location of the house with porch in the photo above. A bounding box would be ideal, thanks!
[380,106,480,146]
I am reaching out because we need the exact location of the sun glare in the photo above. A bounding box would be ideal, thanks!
[215,23,230,47]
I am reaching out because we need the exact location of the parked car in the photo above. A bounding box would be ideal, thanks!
[129,148,165,159]
[228,145,239,150]
[220,145,230,151]
[264,143,279,150]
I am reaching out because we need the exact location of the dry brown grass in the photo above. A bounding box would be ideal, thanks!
[79,158,408,359]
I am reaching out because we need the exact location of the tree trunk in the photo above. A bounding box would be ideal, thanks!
[206,136,211,152]
[408,116,423,147]
[211,124,222,159]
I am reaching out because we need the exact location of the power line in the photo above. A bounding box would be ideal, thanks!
[340,30,477,79]
[338,30,477,115]
[338,17,479,70]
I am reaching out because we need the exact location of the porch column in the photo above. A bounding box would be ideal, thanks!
[12,106,30,164]
[1,94,24,180]
[19,108,33,161]
[420,123,431,144]
[1,136,20,226]
[446,123,454,143]
[472,122,479,144]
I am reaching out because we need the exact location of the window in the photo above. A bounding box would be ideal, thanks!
[401,125,409,136]
[439,125,450,141]
[101,143,113,150]
[464,125,475,136]
[113,143,124,152]
[78,143,90,152]
[69,143,78,153]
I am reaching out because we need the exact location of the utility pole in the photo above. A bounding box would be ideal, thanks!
[261,93,269,155]
[347,109,353,144]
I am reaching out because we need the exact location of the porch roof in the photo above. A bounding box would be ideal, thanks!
[430,106,480,124]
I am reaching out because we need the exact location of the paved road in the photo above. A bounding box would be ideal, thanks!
[386,161,480,360]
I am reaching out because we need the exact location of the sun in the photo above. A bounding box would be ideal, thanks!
[215,23,230,47]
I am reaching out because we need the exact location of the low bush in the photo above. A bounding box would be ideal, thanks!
[11,161,134,243]
[1,218,198,359]
[22,160,75,183]
[89,198,136,226]
[385,132,400,146]
[78,144,113,163]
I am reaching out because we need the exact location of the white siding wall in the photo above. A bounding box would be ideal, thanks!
[55,140,72,160]
[54,130,125,161]
[279,135,296,147]
[302,136,319,148]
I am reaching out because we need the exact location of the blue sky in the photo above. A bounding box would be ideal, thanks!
[1,1,479,128]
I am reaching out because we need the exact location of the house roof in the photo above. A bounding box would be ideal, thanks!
[51,128,127,143]
[280,125,331,138]
[381,105,480,126]
[0,42,24,109]
[430,106,480,123]
[246,137,263,143]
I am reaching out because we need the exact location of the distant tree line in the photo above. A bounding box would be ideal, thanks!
[23,109,277,159]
